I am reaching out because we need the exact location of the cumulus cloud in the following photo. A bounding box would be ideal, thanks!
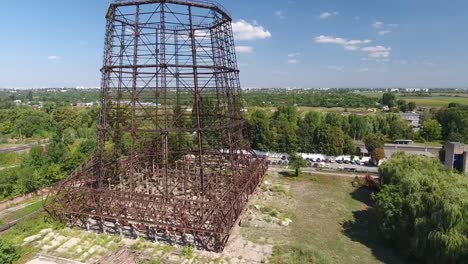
[287,52,300,64]
[315,35,391,58]
[361,46,391,58]
[315,35,371,50]
[319,11,339,19]
[372,21,385,29]
[232,20,272,41]
[235,46,254,53]
[287,59,300,64]
[378,30,391,36]
[48,56,62,61]
[373,21,398,35]
[288,52,300,58]
[275,10,286,20]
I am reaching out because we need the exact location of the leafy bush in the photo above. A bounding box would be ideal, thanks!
[0,239,19,264]
[374,153,468,263]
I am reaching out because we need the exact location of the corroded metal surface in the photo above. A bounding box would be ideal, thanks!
[45,0,267,252]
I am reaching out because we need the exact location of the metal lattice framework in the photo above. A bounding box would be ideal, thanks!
[45,0,267,252]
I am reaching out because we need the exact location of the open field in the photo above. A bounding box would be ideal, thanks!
[242,170,406,264]
[3,170,406,264]
[358,91,468,107]
[252,106,373,114]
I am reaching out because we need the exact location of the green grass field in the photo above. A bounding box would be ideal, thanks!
[399,95,468,107]
[243,172,406,264]
[358,91,468,108]
[0,199,43,225]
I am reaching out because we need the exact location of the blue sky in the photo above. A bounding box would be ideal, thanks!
[1,0,467,88]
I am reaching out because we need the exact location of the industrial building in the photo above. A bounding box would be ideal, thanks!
[444,142,468,174]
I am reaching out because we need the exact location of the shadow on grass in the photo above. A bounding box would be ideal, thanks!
[278,171,297,178]
[342,188,408,264]
[350,186,375,207]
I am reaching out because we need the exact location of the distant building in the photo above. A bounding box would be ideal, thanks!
[400,112,420,131]
[444,142,468,174]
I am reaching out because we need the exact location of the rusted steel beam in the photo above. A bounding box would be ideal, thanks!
[45,0,267,252]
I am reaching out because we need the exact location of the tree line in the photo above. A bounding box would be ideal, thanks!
[247,105,412,156]
[0,105,98,200]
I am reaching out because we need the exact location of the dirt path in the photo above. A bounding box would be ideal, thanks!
[0,200,41,218]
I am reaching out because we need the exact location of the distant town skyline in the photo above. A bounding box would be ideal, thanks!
[1,0,467,88]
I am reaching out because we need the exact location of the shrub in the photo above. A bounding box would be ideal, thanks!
[0,239,19,264]
[374,153,468,263]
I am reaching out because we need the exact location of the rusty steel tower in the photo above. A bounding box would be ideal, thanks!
[45,0,268,252]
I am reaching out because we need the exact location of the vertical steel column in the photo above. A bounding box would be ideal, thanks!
[160,2,169,198]
[188,5,205,190]
[130,4,140,191]
[98,5,116,190]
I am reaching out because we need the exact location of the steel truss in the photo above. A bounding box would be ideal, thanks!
[45,0,267,252]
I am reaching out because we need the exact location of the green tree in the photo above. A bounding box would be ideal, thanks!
[436,105,468,143]
[382,92,397,108]
[375,154,468,263]
[313,125,346,156]
[408,102,417,111]
[298,111,322,153]
[363,133,387,154]
[273,105,300,153]
[289,153,307,177]
[343,136,356,155]
[25,145,46,169]
[421,119,442,141]
[248,109,274,151]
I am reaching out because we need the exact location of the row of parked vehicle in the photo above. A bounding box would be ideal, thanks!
[271,156,370,167]
[305,158,365,166]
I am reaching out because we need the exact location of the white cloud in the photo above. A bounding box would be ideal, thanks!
[373,21,398,34]
[48,56,62,61]
[372,21,385,29]
[378,30,391,36]
[362,46,391,58]
[236,46,254,53]
[323,65,344,72]
[344,45,360,51]
[287,52,300,64]
[232,20,272,41]
[319,11,339,19]
[288,52,300,58]
[314,35,371,46]
[275,10,286,20]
